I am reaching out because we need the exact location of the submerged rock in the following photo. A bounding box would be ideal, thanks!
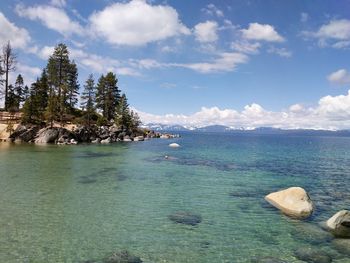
[168,211,202,226]
[251,256,287,263]
[265,187,314,219]
[104,250,142,263]
[294,247,332,263]
[326,210,350,238]
[332,239,350,256]
[292,223,333,245]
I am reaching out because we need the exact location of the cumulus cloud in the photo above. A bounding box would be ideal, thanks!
[201,4,224,18]
[89,0,190,46]
[241,23,285,42]
[0,12,31,49]
[136,90,350,130]
[303,19,350,49]
[15,4,84,36]
[267,47,292,57]
[231,40,261,54]
[327,69,350,86]
[173,52,248,73]
[37,45,139,76]
[194,21,218,43]
[50,0,66,8]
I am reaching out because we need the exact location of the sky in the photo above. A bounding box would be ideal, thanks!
[1,0,350,129]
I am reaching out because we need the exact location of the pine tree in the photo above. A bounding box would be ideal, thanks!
[81,74,95,127]
[67,61,79,110]
[96,72,120,122]
[14,74,24,106]
[115,93,130,130]
[7,84,18,112]
[46,43,70,122]
[1,41,16,111]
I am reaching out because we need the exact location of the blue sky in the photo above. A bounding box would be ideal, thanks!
[1,0,350,129]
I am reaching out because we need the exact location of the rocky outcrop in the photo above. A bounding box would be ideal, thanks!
[325,210,350,237]
[5,123,168,144]
[9,124,41,142]
[34,127,76,144]
[265,187,314,219]
[168,211,202,226]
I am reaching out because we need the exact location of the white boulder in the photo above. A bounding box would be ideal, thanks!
[265,187,314,219]
[169,143,180,148]
[326,210,350,237]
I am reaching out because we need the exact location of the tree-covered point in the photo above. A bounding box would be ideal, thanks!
[1,42,141,131]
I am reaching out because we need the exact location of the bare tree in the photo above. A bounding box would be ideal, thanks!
[1,41,16,111]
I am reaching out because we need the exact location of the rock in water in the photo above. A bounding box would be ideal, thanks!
[332,239,350,256]
[294,247,332,263]
[265,187,313,219]
[35,128,59,143]
[326,210,350,238]
[101,137,111,144]
[168,211,202,226]
[251,256,287,263]
[169,143,180,148]
[104,250,142,263]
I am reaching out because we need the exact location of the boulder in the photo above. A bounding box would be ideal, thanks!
[104,250,143,263]
[294,247,332,263]
[251,256,287,263]
[265,187,313,219]
[101,137,111,144]
[332,239,350,256]
[169,143,180,148]
[326,210,350,238]
[123,138,132,142]
[168,211,202,226]
[35,128,59,144]
[91,138,101,144]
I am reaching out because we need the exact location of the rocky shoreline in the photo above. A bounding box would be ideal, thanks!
[6,124,180,144]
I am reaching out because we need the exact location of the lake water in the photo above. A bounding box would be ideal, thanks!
[1,133,350,262]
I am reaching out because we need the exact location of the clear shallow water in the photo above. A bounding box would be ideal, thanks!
[1,133,350,263]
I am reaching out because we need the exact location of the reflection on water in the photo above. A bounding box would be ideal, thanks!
[1,133,350,262]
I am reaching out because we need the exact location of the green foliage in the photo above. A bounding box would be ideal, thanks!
[96,72,120,121]
[96,115,108,127]
[81,74,95,127]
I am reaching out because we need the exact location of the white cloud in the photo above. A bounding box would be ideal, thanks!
[327,69,350,86]
[267,47,292,58]
[89,0,190,46]
[301,12,309,23]
[50,0,66,8]
[201,4,224,18]
[15,4,84,36]
[9,64,41,87]
[231,40,261,54]
[194,21,218,43]
[173,52,248,73]
[303,19,350,49]
[0,12,31,49]
[136,90,350,130]
[316,19,350,40]
[241,23,285,42]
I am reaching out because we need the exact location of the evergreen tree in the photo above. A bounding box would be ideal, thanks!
[115,93,130,130]
[1,41,16,111]
[96,72,120,121]
[14,74,24,106]
[81,74,95,127]
[7,84,18,112]
[46,43,70,122]
[67,61,79,110]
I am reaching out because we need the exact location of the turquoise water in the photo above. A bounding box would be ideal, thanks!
[1,133,350,262]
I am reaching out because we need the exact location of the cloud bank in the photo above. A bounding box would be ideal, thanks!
[137,90,350,130]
